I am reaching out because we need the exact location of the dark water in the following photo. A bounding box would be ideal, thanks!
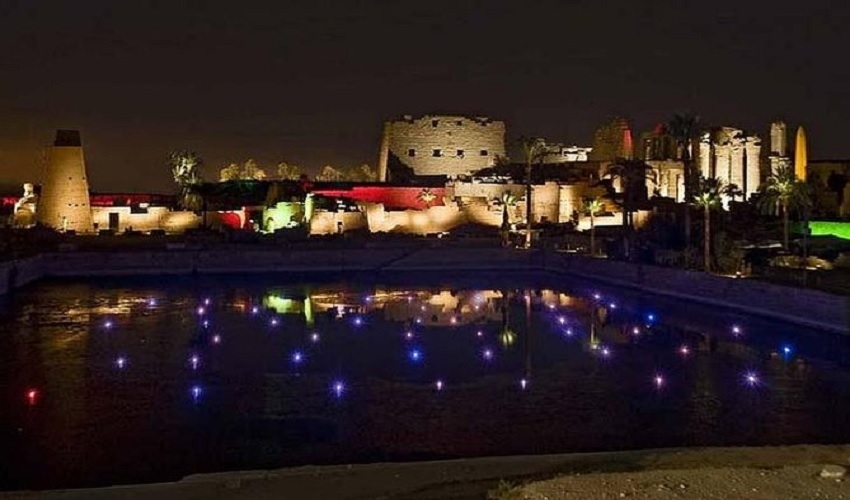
[2,272,850,490]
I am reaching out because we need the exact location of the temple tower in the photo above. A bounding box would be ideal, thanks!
[36,130,93,233]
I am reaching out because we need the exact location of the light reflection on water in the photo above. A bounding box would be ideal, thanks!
[1,276,850,490]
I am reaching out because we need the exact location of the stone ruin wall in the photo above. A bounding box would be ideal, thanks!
[383,115,506,178]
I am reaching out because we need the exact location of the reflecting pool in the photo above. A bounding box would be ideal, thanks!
[2,273,850,489]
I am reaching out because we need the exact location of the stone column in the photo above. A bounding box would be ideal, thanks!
[377,121,391,182]
[744,140,762,200]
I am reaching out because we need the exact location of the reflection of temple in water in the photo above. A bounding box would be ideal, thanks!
[264,287,595,328]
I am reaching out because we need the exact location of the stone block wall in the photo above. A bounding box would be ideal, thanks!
[381,115,506,177]
[91,207,200,233]
[37,141,94,233]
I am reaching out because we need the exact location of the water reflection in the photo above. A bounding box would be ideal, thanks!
[2,279,850,490]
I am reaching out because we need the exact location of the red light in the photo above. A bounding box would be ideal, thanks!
[26,389,38,405]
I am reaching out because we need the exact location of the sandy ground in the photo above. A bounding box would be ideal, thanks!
[515,464,848,500]
[2,445,850,500]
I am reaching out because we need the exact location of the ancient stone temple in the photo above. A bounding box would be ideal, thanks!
[377,114,506,181]
[698,127,762,202]
[36,130,94,232]
[768,121,792,174]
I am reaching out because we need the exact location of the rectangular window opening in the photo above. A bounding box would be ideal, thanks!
[432,149,442,157]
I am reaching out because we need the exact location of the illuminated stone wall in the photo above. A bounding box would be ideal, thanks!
[307,180,609,235]
[90,207,201,233]
[363,203,466,234]
[37,131,93,233]
[264,202,305,231]
[379,115,506,178]
[309,211,368,234]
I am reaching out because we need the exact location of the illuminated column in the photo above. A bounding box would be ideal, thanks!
[377,121,390,182]
[698,134,712,178]
[36,130,93,233]
[744,138,762,200]
[622,127,633,159]
[714,143,731,184]
[729,139,745,192]
[795,126,808,180]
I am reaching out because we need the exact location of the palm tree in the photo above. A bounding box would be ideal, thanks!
[692,176,724,272]
[758,164,812,250]
[519,137,546,248]
[585,197,604,256]
[169,150,204,210]
[723,183,743,204]
[601,159,656,259]
[667,114,701,254]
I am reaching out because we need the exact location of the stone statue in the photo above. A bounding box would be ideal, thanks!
[12,183,38,228]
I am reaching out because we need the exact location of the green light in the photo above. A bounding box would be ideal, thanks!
[808,221,850,240]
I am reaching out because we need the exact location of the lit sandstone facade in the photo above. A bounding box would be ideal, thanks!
[377,115,506,181]
[36,130,94,232]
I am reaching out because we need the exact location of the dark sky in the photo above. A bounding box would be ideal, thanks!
[1,0,848,192]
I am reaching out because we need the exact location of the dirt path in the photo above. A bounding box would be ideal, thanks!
[3,445,850,499]
[514,464,848,499]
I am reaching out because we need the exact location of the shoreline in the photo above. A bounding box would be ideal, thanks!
[1,246,848,334]
[4,444,849,499]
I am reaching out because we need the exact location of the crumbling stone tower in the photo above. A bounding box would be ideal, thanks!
[37,130,93,233]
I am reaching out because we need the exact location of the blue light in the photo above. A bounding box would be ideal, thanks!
[353,316,363,326]
[104,320,113,329]
[409,349,423,362]
[744,371,759,387]
[190,355,200,370]
[332,380,345,398]
[270,318,279,327]
[310,332,320,343]
[148,298,157,307]
[646,313,656,322]
[782,345,793,355]
[292,351,304,364]
[115,357,127,369]
[190,385,203,401]
[520,378,529,390]
[482,348,494,361]
[251,306,259,315]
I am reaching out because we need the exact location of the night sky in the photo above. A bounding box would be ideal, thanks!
[1,0,848,193]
